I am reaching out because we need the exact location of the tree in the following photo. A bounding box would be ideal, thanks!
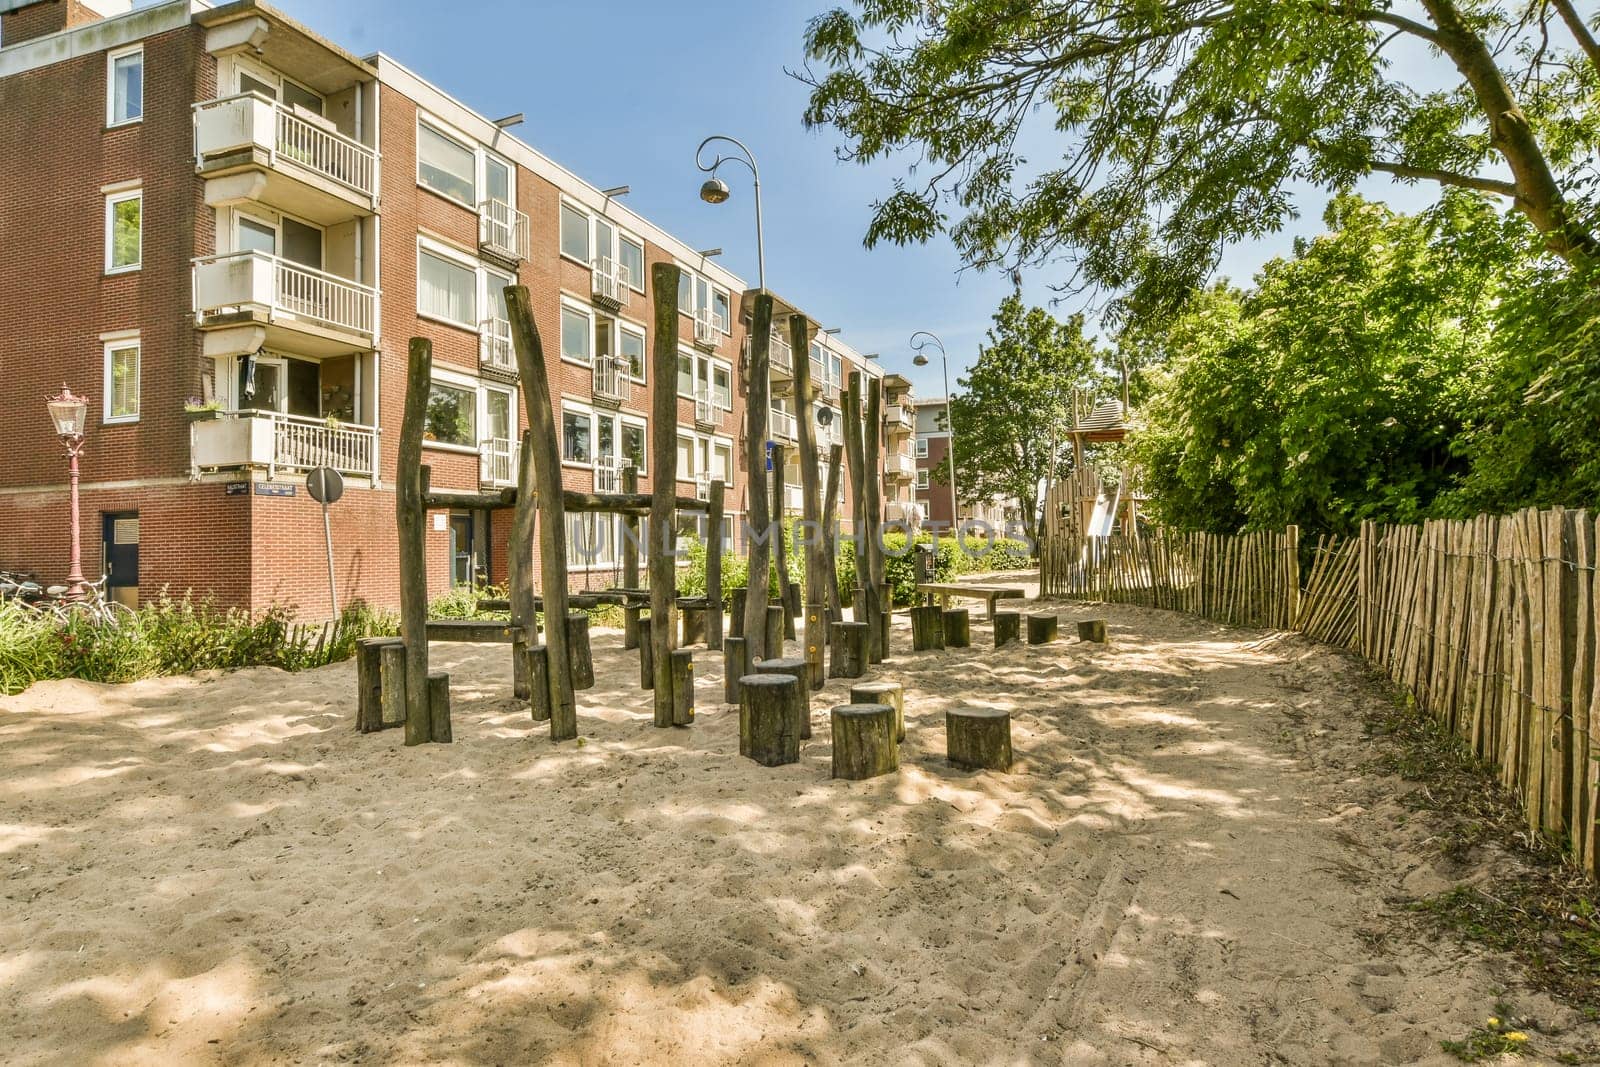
[944,294,1104,540]
[801,0,1600,319]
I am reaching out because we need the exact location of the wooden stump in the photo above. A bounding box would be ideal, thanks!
[830,704,898,780]
[567,612,595,690]
[670,648,694,726]
[623,605,642,650]
[355,636,401,733]
[638,615,654,690]
[993,611,1021,649]
[832,621,868,678]
[942,608,971,649]
[850,681,904,743]
[782,590,798,640]
[427,671,453,744]
[803,602,827,689]
[378,640,408,729]
[946,707,1012,771]
[739,674,801,766]
[526,643,551,722]
[755,656,811,739]
[512,634,529,700]
[678,597,707,646]
[723,635,749,705]
[765,604,785,660]
[828,607,850,679]
[874,582,891,664]
[1077,619,1108,643]
[911,606,945,652]
[1027,613,1059,645]
[729,587,747,639]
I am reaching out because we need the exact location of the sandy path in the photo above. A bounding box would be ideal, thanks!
[0,599,1587,1064]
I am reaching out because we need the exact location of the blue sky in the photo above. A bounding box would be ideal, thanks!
[242,0,1438,397]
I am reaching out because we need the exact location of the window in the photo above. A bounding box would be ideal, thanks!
[107,46,142,126]
[915,438,929,458]
[236,60,323,114]
[484,154,513,209]
[417,121,476,205]
[483,268,514,328]
[621,421,647,475]
[676,350,694,397]
[676,434,694,477]
[619,324,646,382]
[561,303,593,365]
[418,247,478,328]
[103,338,139,423]
[105,189,141,273]
[713,440,733,483]
[676,267,730,330]
[712,289,731,334]
[829,352,844,389]
[483,388,513,442]
[916,469,931,490]
[619,236,644,292]
[563,407,593,465]
[567,513,617,569]
[712,361,732,410]
[677,271,693,316]
[426,380,476,446]
[560,202,590,263]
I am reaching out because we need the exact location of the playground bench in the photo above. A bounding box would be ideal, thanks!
[915,583,1026,621]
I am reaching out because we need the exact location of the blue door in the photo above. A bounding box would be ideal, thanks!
[101,511,139,608]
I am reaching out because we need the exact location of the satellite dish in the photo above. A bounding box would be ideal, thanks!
[816,407,835,427]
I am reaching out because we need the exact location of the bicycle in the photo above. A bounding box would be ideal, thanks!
[39,576,137,628]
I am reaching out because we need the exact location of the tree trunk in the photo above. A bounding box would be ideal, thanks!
[743,293,776,661]
[638,615,654,691]
[1027,613,1059,645]
[396,340,433,746]
[754,656,812,739]
[850,680,905,743]
[509,431,538,698]
[947,707,1012,771]
[723,634,748,705]
[527,643,551,722]
[649,264,682,728]
[994,611,1021,648]
[832,620,868,678]
[740,674,802,766]
[830,704,898,780]
[567,612,595,689]
[942,608,971,648]
[622,465,641,649]
[670,648,694,726]
[911,606,945,651]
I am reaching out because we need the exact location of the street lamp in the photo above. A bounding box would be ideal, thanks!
[911,332,961,524]
[695,135,765,292]
[46,385,91,601]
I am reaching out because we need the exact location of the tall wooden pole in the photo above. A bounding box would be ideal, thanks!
[505,286,577,741]
[707,478,725,649]
[789,313,828,687]
[769,442,793,641]
[649,263,683,727]
[397,339,434,745]
[863,375,886,663]
[821,441,844,626]
[743,293,776,661]
[509,430,537,701]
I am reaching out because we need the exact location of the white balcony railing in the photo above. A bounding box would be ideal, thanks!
[592,257,632,308]
[193,251,377,339]
[886,404,915,429]
[593,355,631,405]
[784,482,804,512]
[193,93,377,199]
[594,459,624,494]
[694,308,719,347]
[190,410,379,482]
[770,330,794,375]
[886,452,917,479]
[480,437,518,488]
[770,408,797,442]
[694,472,713,501]
[694,386,717,426]
[479,199,530,262]
[481,316,515,375]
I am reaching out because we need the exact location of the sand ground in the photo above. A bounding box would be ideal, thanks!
[1,594,1593,1065]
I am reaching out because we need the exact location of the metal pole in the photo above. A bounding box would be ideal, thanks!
[64,440,87,600]
[940,352,959,527]
[322,498,339,625]
[696,135,764,291]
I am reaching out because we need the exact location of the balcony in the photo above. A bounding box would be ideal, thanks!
[191,410,379,482]
[770,408,797,442]
[885,452,917,482]
[694,387,717,428]
[592,257,632,310]
[193,93,378,224]
[694,308,719,349]
[593,355,631,408]
[784,482,804,513]
[479,199,530,264]
[594,460,625,495]
[481,316,516,379]
[886,404,915,434]
[769,330,794,378]
[480,437,518,489]
[193,251,377,357]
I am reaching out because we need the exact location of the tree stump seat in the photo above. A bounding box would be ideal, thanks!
[947,707,1012,771]
[831,703,898,780]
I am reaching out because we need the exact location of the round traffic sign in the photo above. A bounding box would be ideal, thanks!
[307,466,345,505]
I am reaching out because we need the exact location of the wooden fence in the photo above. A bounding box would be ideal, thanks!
[1040,509,1600,878]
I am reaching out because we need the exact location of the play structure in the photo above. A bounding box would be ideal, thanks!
[1042,389,1146,545]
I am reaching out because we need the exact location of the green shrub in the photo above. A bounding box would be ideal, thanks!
[427,584,507,620]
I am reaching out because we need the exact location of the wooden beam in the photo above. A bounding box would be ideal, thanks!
[397,339,436,745]
[421,488,708,514]
[863,374,885,663]
[707,478,725,649]
[650,262,682,727]
[743,292,776,661]
[506,284,578,741]
[790,311,827,688]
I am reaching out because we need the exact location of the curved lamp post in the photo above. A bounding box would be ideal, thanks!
[695,135,765,292]
[46,385,91,600]
[911,332,960,524]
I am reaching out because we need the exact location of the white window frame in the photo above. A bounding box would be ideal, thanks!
[416,115,479,210]
[676,432,696,479]
[416,236,482,331]
[106,45,143,128]
[482,151,515,212]
[915,438,930,458]
[560,296,595,367]
[104,187,142,275]
[559,198,592,267]
[479,382,517,442]
[710,358,733,411]
[712,437,734,484]
[234,56,324,114]
[711,286,732,335]
[915,469,931,490]
[101,331,140,425]
[561,400,596,468]
[233,206,325,268]
[560,199,643,279]
[619,414,648,475]
[567,512,621,572]
[619,233,645,293]
[617,318,647,384]
[422,364,483,454]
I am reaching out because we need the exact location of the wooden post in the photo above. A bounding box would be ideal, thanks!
[765,603,785,661]
[649,264,682,728]
[729,586,747,640]
[994,611,1021,648]
[397,339,434,746]
[743,292,776,662]
[770,442,795,639]
[942,608,971,648]
[755,656,812,739]
[821,442,845,632]
[789,312,828,687]
[947,708,1012,771]
[833,620,869,678]
[706,479,725,649]
[831,704,898,780]
[910,606,945,652]
[427,672,452,745]
[378,640,407,730]
[803,601,827,688]
[355,636,399,733]
[509,430,538,699]
[670,649,694,726]
[1028,613,1059,644]
[638,615,654,691]
[622,465,641,649]
[567,612,595,690]
[851,680,905,743]
[1077,619,1107,643]
[740,674,802,766]
[862,376,887,665]
[505,287,577,742]
[723,634,748,705]
[526,643,551,722]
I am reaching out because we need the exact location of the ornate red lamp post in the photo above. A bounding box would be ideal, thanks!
[46,386,90,601]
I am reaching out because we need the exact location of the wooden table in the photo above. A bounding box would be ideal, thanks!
[915,583,1026,621]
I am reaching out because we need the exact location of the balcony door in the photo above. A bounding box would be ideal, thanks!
[236,58,324,116]
[237,212,322,270]
[237,353,320,418]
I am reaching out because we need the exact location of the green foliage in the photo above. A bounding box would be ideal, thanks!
[0,594,398,696]
[947,294,1108,538]
[428,584,507,620]
[837,530,1026,606]
[801,0,1600,319]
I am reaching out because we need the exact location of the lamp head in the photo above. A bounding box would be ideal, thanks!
[912,354,930,368]
[699,177,731,204]
[47,385,88,439]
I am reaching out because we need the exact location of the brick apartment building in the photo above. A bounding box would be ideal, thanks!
[913,397,1017,531]
[0,0,891,615]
